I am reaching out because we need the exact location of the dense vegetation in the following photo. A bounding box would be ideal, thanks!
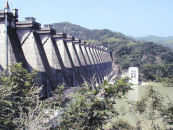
[130,86,173,129]
[0,64,172,129]
[0,64,132,129]
[53,22,173,82]
[0,64,38,129]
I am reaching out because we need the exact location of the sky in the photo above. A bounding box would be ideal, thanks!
[0,0,173,37]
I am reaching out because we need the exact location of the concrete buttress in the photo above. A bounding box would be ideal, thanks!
[85,43,102,84]
[80,41,94,82]
[0,9,27,71]
[38,25,71,88]
[16,17,56,99]
[54,33,78,87]
[64,35,82,86]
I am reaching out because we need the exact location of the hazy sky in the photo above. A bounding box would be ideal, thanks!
[1,0,173,37]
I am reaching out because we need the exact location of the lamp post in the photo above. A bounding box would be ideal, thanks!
[4,0,9,71]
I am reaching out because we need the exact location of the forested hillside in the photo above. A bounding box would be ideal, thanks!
[52,22,130,41]
[135,35,173,49]
[53,22,173,81]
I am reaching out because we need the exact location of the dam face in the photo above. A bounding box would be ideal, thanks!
[0,6,113,98]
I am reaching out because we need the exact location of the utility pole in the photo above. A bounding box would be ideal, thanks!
[4,0,9,71]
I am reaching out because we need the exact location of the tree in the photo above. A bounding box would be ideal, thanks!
[0,63,39,129]
[56,77,131,129]
[131,86,173,129]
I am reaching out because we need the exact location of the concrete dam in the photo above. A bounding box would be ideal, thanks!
[0,3,113,98]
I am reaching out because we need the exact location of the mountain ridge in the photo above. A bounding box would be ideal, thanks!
[134,35,173,49]
[52,22,130,41]
[52,22,173,69]
[53,22,173,49]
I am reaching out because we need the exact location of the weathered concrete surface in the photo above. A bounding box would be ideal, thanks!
[64,35,82,86]
[78,41,91,82]
[0,10,27,71]
[88,44,104,82]
[72,38,86,82]
[100,47,112,79]
[92,45,105,78]
[80,41,95,82]
[100,46,111,79]
[94,46,107,79]
[0,6,113,96]
[86,43,102,84]
[16,18,56,98]
[104,49,113,79]
[38,25,71,88]
[73,38,88,81]
[54,33,77,87]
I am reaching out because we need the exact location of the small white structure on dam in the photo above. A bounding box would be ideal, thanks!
[128,67,139,85]
[121,67,139,101]
[121,67,139,85]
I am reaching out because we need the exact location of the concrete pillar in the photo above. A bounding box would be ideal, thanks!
[107,51,112,76]
[77,40,91,82]
[37,25,71,88]
[16,17,56,98]
[104,48,113,78]
[80,40,93,81]
[105,51,110,76]
[54,33,81,86]
[64,35,83,86]
[73,38,86,82]
[92,45,105,78]
[85,42,96,78]
[105,49,111,77]
[102,47,109,76]
[0,9,27,71]
[89,44,104,82]
[108,51,113,79]
[92,45,105,82]
[96,46,107,78]
[103,48,113,79]
[53,33,74,87]
[86,43,103,84]
[110,51,113,74]
[100,46,109,79]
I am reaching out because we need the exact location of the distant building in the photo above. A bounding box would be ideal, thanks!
[121,67,139,85]
[129,67,139,85]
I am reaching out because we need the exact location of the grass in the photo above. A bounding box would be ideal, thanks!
[103,82,173,129]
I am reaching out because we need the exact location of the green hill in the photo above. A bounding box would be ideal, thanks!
[53,22,130,41]
[53,22,173,81]
[135,35,173,49]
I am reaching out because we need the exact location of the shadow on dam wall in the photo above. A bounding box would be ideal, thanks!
[0,6,113,99]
